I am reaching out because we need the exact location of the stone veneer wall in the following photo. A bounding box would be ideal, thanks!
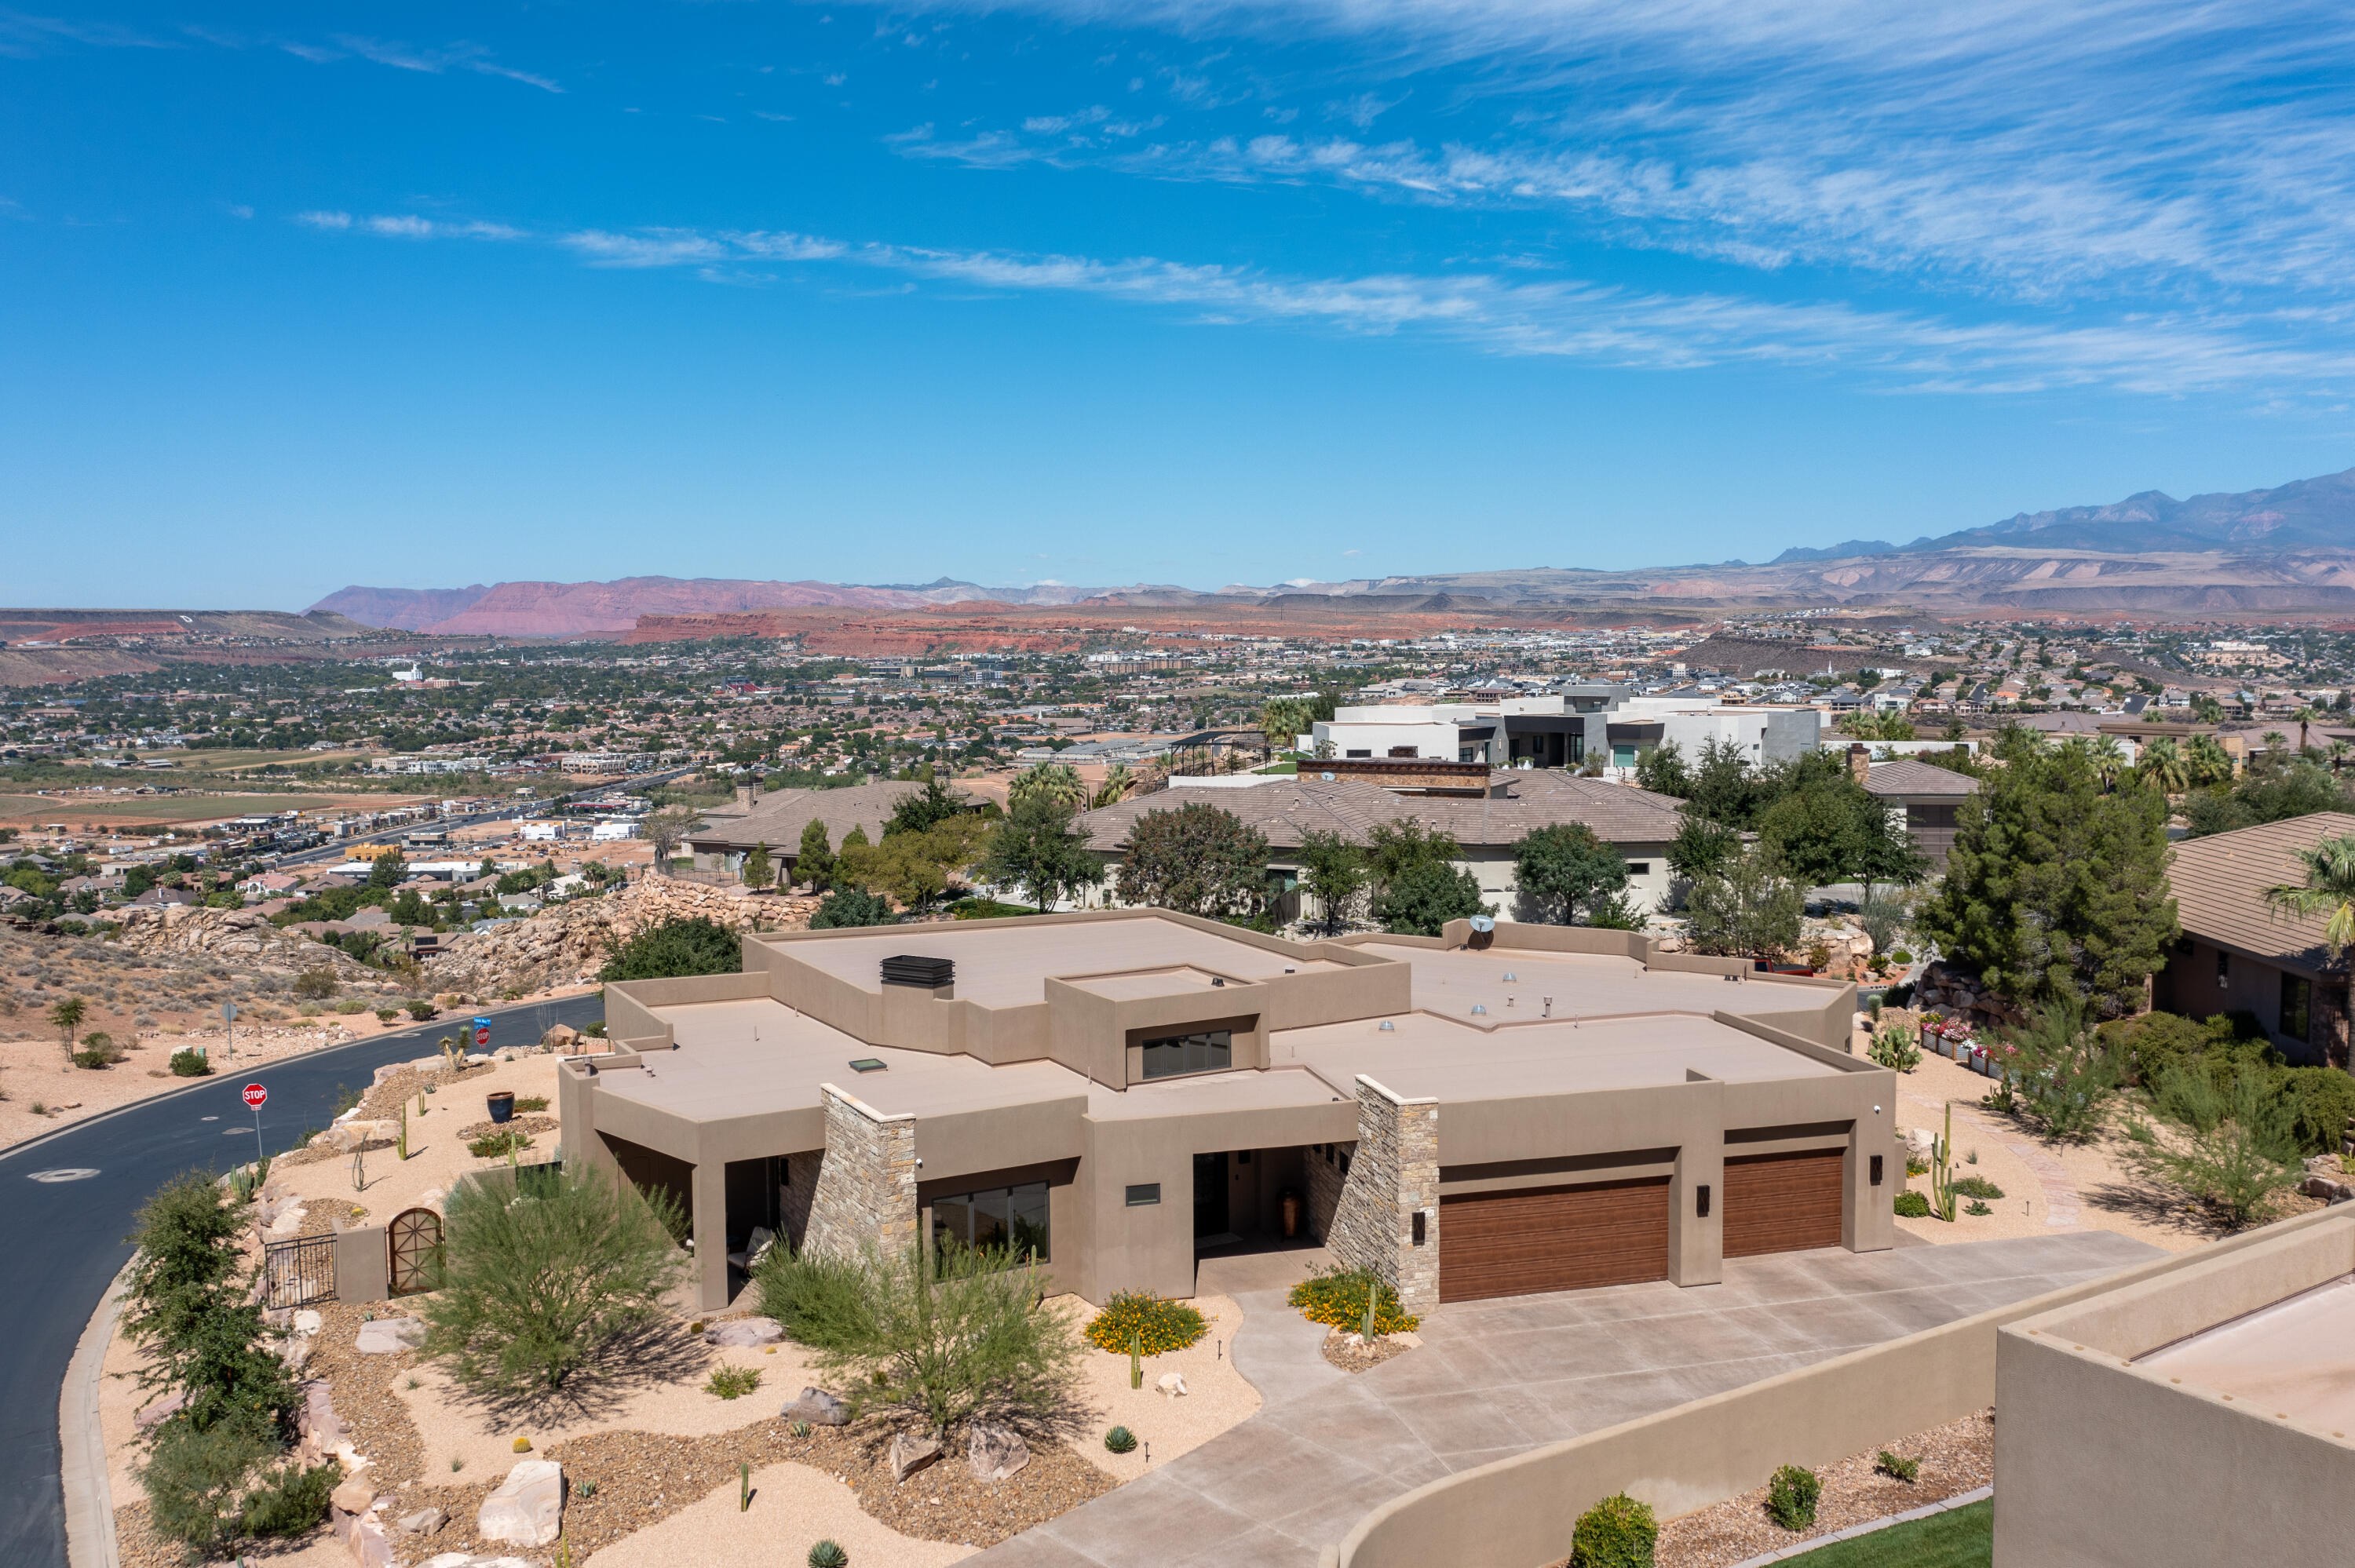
[801,1085,918,1261]
[779,1147,824,1251]
[1306,1138,1353,1243]
[1324,1076,1440,1311]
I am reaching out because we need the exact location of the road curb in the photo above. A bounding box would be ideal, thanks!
[60,1256,134,1568]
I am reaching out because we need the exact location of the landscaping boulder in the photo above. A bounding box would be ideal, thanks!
[966,1423,1030,1482]
[702,1316,785,1347]
[783,1387,851,1425]
[396,1506,447,1536]
[355,1316,428,1355]
[133,1390,185,1430]
[294,1307,323,1335]
[331,1475,378,1515]
[476,1458,564,1546]
[1156,1372,1188,1398]
[889,1432,941,1483]
[422,1557,537,1568]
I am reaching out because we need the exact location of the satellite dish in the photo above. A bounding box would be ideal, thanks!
[1469,915,1496,933]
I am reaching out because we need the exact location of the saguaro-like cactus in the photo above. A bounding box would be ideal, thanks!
[1930,1103,1959,1223]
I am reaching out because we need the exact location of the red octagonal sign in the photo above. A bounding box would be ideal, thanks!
[242,1083,267,1108]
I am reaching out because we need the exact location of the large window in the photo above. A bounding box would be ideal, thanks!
[931,1181,1049,1265]
[1141,1029,1232,1079]
[2281,972,2313,1042]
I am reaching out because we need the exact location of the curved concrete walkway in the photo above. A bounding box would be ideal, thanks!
[983,1231,2163,1568]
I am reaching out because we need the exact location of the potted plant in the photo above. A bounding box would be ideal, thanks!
[486,1089,516,1124]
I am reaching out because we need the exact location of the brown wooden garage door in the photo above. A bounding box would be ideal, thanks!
[1438,1176,1670,1303]
[1722,1150,1845,1258]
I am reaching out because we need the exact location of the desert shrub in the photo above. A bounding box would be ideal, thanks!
[808,887,898,930]
[1572,1491,1658,1568]
[375,1008,400,1023]
[705,1366,762,1399]
[1287,1266,1420,1334]
[170,1048,214,1077]
[2280,1067,2355,1156]
[1893,1191,1932,1218]
[422,1162,688,1395]
[2123,1063,2305,1229]
[1102,1425,1137,1454]
[513,1096,550,1113]
[403,999,438,1020]
[808,1542,849,1568]
[758,1242,1079,1436]
[239,1457,340,1536]
[1766,1464,1820,1530]
[1083,1290,1208,1356]
[1875,1450,1920,1483]
[1965,1200,1994,1215]
[1868,1025,1921,1073]
[2098,1010,2272,1091]
[599,914,747,980]
[334,998,367,1014]
[290,968,337,1000]
[1949,1176,2006,1200]
[125,1170,301,1435]
[467,1129,534,1159]
[138,1413,276,1552]
[1999,1001,2123,1141]
[75,1032,126,1069]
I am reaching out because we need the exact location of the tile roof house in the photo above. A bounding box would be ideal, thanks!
[1859,757,1982,870]
[687,779,982,881]
[1072,771,1688,921]
[2154,811,2355,1067]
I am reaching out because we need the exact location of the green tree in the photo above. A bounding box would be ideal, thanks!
[755,1242,1079,1440]
[838,815,988,913]
[1756,779,1923,892]
[1009,760,1087,811]
[2185,758,2350,837]
[2123,1063,2304,1230]
[49,994,87,1067]
[1995,999,2123,1142]
[124,1170,302,1435]
[1665,813,1739,886]
[2184,732,2233,786]
[1683,848,1805,960]
[797,819,837,891]
[598,916,743,982]
[1917,742,2176,1018]
[366,851,407,889]
[2138,736,2189,794]
[1364,818,1462,894]
[1633,740,1691,799]
[1684,735,1764,827]
[978,796,1104,913]
[1293,829,1367,935]
[1371,859,1492,936]
[1511,823,1629,925]
[741,841,773,890]
[2265,830,2355,962]
[1115,802,1272,921]
[644,805,701,875]
[1259,697,1316,753]
[809,886,898,928]
[886,775,967,837]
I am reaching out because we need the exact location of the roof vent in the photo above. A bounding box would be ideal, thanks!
[1501,972,1517,982]
[1378,1019,1396,1031]
[880,954,955,990]
[1470,1005,1488,1016]
[1211,977,1225,987]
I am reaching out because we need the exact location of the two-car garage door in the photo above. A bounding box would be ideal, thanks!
[1437,1150,1846,1304]
[1439,1176,1670,1303]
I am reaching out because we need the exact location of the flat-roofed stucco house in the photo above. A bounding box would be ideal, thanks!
[2152,811,2355,1067]
[1072,769,1689,919]
[575,912,1886,1311]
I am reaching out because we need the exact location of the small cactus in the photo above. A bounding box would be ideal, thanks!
[808,1541,849,1568]
[513,1436,532,1453]
[397,1102,409,1161]
[1104,1425,1137,1454]
[1129,1330,1141,1390]
[790,1420,812,1439]
[740,1460,752,1511]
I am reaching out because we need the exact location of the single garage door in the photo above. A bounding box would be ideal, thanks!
[1722,1149,1845,1258]
[1439,1176,1670,1303]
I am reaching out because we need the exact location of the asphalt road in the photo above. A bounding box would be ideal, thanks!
[271,765,696,869]
[0,992,605,1567]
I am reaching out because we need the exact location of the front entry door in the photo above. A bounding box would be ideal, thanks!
[1193,1152,1230,1238]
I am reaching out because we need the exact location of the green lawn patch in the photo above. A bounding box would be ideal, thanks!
[1774,1498,1990,1568]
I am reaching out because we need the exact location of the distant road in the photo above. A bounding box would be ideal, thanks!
[271,765,696,868]
[0,993,604,1568]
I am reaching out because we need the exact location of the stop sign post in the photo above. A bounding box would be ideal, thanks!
[243,1082,267,1169]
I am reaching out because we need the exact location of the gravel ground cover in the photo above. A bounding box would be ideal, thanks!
[1319,1332,1407,1374]
[1648,1410,1994,1568]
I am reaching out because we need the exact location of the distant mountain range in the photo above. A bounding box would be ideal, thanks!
[307,463,2355,635]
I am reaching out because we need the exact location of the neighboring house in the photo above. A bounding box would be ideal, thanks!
[1307,687,1819,775]
[1070,769,1688,920]
[2153,811,2355,1067]
[687,779,984,880]
[239,871,301,899]
[1857,754,1982,871]
[586,910,1875,1311]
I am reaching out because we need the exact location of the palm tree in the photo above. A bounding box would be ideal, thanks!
[2185,733,2233,786]
[1091,764,1134,810]
[1010,760,1088,811]
[2140,736,2189,794]
[2266,833,2355,963]
[2331,739,2353,776]
[2192,692,2226,726]
[2295,706,2320,757]
[2089,735,2127,789]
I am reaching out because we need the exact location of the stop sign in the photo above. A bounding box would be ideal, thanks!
[242,1083,267,1108]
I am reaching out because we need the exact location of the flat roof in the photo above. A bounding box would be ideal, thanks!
[2134,1273,2355,1431]
[761,917,1353,1008]
[1065,965,1239,1001]
[1272,1010,1838,1100]
[1350,942,1807,1023]
[1084,1065,1350,1121]
[598,997,1087,1121]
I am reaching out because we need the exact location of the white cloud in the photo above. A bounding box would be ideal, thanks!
[294,210,352,229]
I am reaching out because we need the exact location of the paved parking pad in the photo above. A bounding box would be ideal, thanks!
[979,1231,2161,1568]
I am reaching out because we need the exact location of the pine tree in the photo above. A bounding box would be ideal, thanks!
[742,841,773,889]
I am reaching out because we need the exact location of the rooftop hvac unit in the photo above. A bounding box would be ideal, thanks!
[880,954,955,990]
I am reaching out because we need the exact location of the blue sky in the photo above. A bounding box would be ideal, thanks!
[6,1,2354,607]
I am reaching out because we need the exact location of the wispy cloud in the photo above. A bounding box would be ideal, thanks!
[297,206,2355,399]
[13,13,564,91]
[0,9,179,55]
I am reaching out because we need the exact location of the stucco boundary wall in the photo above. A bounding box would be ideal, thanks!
[1330,1205,2353,1568]
[603,969,777,1049]
[1338,923,1856,1053]
[1994,1209,2355,1568]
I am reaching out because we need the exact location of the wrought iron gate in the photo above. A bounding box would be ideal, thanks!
[387,1206,444,1296]
[260,1234,336,1310]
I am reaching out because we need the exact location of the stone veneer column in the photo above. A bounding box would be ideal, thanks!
[1324,1074,1440,1313]
[801,1084,918,1262]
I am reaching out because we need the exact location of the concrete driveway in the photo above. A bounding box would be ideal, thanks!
[976,1230,2162,1568]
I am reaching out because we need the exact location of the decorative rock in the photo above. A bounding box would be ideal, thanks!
[966,1423,1030,1482]
[355,1316,428,1355]
[703,1316,786,1347]
[782,1387,851,1425]
[476,1458,564,1546]
[331,1475,378,1515]
[294,1307,324,1335]
[422,1556,538,1568]
[1155,1372,1188,1398]
[889,1432,942,1483]
[1386,1330,1423,1349]
[396,1506,447,1535]
[133,1389,186,1430]
[277,1333,313,1373]
[266,1205,308,1240]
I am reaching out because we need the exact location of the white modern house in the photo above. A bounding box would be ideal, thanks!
[1308,687,1820,775]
